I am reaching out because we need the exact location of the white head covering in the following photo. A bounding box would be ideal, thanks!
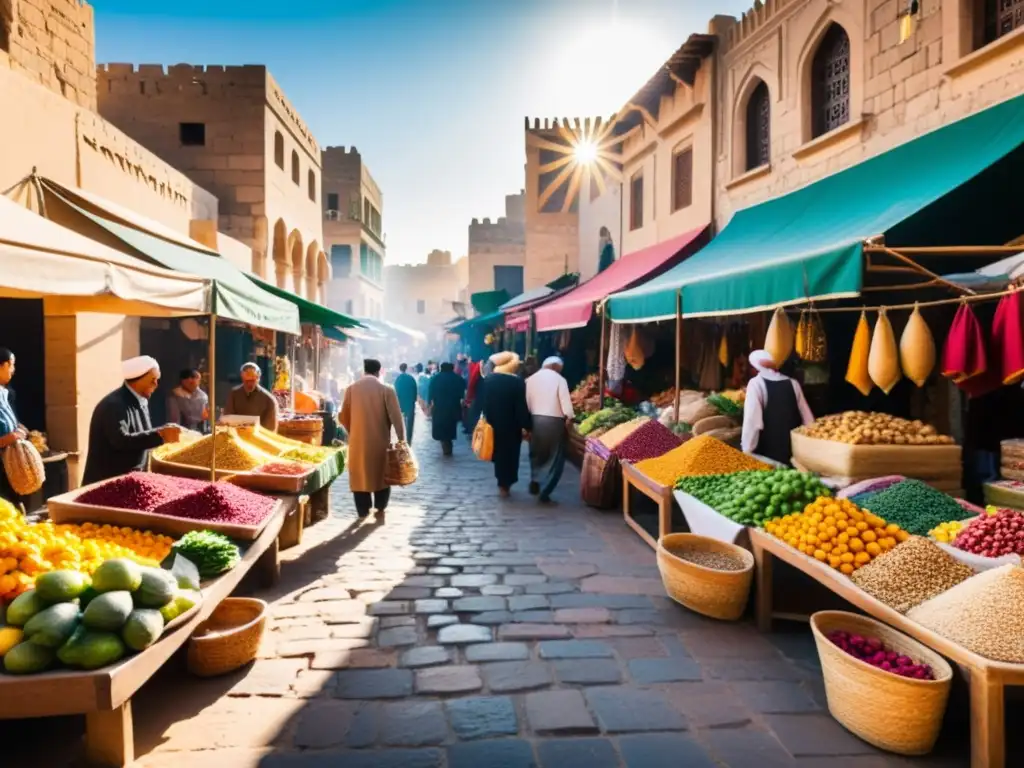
[749,349,778,375]
[122,355,160,380]
[542,356,564,369]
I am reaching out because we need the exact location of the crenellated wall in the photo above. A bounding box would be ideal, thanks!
[467,191,526,297]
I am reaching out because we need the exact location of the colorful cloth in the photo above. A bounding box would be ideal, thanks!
[993,291,1024,386]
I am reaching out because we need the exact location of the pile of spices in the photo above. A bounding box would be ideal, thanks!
[154,482,275,526]
[850,536,973,613]
[614,420,683,463]
[667,547,747,572]
[634,435,770,487]
[859,479,973,536]
[77,472,206,511]
[256,462,310,476]
[596,417,650,450]
[163,431,273,472]
[908,564,1024,662]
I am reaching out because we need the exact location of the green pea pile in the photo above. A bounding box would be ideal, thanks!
[676,469,831,527]
[859,479,972,536]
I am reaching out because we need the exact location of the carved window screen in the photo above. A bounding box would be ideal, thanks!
[745,81,770,170]
[811,24,851,139]
[985,0,1024,43]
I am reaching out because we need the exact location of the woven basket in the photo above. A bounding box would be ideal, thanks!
[384,441,418,486]
[810,611,952,755]
[277,418,323,446]
[187,598,267,677]
[656,533,754,621]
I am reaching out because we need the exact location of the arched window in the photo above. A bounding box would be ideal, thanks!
[985,0,1024,43]
[745,80,771,171]
[811,24,851,138]
[274,131,284,169]
[307,169,316,202]
[291,151,300,185]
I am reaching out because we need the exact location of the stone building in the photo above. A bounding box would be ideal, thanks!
[383,249,462,336]
[0,0,229,481]
[467,191,526,298]
[321,146,385,319]
[523,121,580,290]
[95,62,328,302]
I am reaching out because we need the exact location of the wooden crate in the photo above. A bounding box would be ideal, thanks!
[749,528,1024,768]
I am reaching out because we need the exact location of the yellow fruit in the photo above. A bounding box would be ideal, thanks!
[813,549,826,561]
[854,551,871,565]
[840,563,854,575]
[0,626,23,656]
[865,542,881,556]
[849,538,865,553]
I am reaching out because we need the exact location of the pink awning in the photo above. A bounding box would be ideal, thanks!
[534,226,707,332]
[506,311,531,332]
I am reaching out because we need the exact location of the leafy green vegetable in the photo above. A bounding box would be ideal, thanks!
[707,393,742,419]
[171,531,241,579]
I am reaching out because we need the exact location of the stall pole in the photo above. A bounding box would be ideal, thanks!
[289,335,297,409]
[208,313,217,482]
[597,302,607,405]
[674,290,682,425]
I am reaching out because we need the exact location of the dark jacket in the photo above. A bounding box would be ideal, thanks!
[82,385,164,485]
[429,371,467,442]
[394,372,418,413]
[482,372,531,438]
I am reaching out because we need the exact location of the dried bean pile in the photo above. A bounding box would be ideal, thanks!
[614,420,683,463]
[256,462,310,476]
[596,417,650,450]
[952,507,1024,557]
[667,547,747,572]
[859,479,972,536]
[908,564,1024,662]
[634,435,770,487]
[154,482,275,526]
[850,536,973,613]
[77,472,206,511]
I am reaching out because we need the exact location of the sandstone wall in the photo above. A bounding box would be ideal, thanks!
[523,122,580,289]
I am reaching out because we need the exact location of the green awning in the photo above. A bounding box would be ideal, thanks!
[608,92,1024,321]
[246,274,362,329]
[450,310,503,335]
[471,289,510,314]
[44,187,300,334]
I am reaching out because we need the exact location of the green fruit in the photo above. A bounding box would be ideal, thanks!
[6,590,48,627]
[133,568,177,609]
[23,602,80,648]
[78,586,100,608]
[82,591,134,631]
[57,628,126,670]
[159,590,199,623]
[91,559,143,593]
[3,640,55,674]
[121,609,165,652]
[35,570,92,604]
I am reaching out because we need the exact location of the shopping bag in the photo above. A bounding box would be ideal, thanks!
[472,415,494,461]
[384,440,418,486]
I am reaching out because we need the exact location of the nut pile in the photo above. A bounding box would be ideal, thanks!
[908,564,1024,662]
[667,548,747,572]
[797,412,955,445]
[850,536,974,613]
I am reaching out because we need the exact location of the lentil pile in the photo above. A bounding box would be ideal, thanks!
[153,482,276,526]
[850,536,974,613]
[859,479,972,536]
[634,435,770,487]
[596,417,650,450]
[77,472,207,511]
[163,431,275,472]
[667,547,747,572]
[908,565,1024,663]
[614,420,682,464]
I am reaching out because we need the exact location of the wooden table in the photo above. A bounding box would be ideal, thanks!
[0,502,288,767]
[749,528,1024,768]
[621,463,678,549]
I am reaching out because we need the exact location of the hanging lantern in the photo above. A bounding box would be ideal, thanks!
[898,0,920,44]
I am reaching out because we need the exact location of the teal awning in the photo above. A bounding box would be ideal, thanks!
[44,185,300,334]
[471,289,510,314]
[450,310,503,335]
[246,274,362,329]
[608,92,1024,321]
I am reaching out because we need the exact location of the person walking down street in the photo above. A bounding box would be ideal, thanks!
[166,368,209,433]
[428,362,466,457]
[741,349,815,465]
[466,358,493,435]
[339,358,405,519]
[394,363,419,441]
[463,357,481,435]
[224,362,279,430]
[416,363,432,418]
[525,356,574,502]
[481,352,531,497]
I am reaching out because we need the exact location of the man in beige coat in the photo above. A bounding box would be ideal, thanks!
[340,358,406,518]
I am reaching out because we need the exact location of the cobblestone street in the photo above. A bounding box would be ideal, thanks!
[7,426,990,766]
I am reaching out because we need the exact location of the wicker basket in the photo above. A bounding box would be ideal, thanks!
[810,611,952,755]
[187,598,268,677]
[656,533,754,621]
[277,417,323,446]
[384,440,418,486]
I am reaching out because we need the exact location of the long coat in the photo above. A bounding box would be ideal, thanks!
[340,375,405,493]
[482,372,532,487]
[83,385,165,485]
[428,371,466,442]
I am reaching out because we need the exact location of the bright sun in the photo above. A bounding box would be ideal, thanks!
[574,141,598,164]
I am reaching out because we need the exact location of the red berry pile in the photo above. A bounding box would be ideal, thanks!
[952,508,1024,558]
[154,482,276,526]
[826,630,935,680]
[78,472,207,511]
[256,462,310,476]
[614,420,682,463]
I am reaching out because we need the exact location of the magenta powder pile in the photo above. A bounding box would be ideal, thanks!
[614,420,683,463]
[77,472,207,511]
[154,482,275,526]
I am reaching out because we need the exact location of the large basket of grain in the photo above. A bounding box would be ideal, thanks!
[810,611,952,755]
[656,533,754,620]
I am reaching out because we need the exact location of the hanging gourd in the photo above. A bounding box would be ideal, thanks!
[718,330,729,367]
[869,308,902,394]
[899,304,935,387]
[764,308,794,365]
[846,311,872,396]
[804,309,828,363]
[795,312,808,360]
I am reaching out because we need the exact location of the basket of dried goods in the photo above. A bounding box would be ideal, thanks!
[810,611,952,755]
[384,440,418,486]
[187,597,267,677]
[277,415,323,446]
[656,533,754,620]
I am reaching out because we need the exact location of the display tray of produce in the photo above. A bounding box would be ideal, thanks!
[47,473,282,541]
[0,504,285,768]
[748,527,1024,768]
[791,413,961,481]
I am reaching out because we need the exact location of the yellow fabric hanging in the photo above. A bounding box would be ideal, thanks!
[899,13,914,44]
[846,311,873,396]
[718,330,729,367]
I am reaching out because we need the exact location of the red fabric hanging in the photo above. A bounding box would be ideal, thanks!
[992,291,1024,386]
[941,303,987,384]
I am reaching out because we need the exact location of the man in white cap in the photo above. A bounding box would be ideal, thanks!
[524,355,574,502]
[82,356,181,484]
[741,349,814,465]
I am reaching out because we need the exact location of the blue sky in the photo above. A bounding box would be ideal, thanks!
[93,0,749,265]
